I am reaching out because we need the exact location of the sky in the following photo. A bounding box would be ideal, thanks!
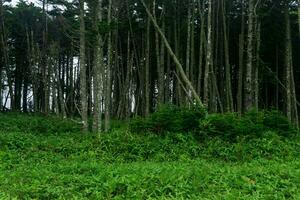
[10,0,39,7]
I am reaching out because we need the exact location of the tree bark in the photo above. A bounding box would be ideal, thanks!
[145,2,151,116]
[285,5,299,127]
[197,1,205,96]
[105,0,113,131]
[237,0,245,114]
[92,0,104,133]
[79,0,88,131]
[222,0,233,112]
[204,0,213,107]
[244,0,254,111]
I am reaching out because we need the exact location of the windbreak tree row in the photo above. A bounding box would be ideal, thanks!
[0,0,300,131]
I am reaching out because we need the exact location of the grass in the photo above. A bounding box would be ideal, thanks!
[0,113,300,199]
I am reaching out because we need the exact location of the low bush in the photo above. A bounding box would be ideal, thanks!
[129,104,206,134]
[199,109,297,141]
[0,112,81,134]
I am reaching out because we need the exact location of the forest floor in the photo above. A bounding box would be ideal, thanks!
[0,113,300,199]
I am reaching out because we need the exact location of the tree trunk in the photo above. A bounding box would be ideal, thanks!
[197,1,205,96]
[204,0,213,107]
[145,3,150,116]
[0,0,3,110]
[92,0,104,133]
[237,0,245,114]
[298,0,300,35]
[254,21,261,110]
[222,0,233,112]
[285,5,299,127]
[153,0,162,106]
[105,0,113,132]
[79,0,88,131]
[186,0,191,81]
[244,0,254,111]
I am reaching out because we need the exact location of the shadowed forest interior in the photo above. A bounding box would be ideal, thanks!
[1,0,300,131]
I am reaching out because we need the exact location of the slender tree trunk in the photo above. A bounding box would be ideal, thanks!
[0,0,11,111]
[174,0,182,106]
[237,0,245,114]
[285,5,292,122]
[159,14,165,105]
[186,0,191,81]
[145,2,150,116]
[254,21,261,110]
[105,0,113,131]
[197,1,205,95]
[69,44,74,115]
[298,0,300,35]
[42,0,49,114]
[92,0,104,132]
[79,0,88,131]
[245,0,254,111]
[222,0,233,112]
[57,69,66,118]
[190,1,195,85]
[0,0,2,109]
[153,0,162,106]
[285,5,299,127]
[204,0,213,107]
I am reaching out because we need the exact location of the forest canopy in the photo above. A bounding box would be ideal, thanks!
[0,0,300,132]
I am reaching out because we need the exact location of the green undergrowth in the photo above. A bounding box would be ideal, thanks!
[0,112,300,199]
[0,112,81,134]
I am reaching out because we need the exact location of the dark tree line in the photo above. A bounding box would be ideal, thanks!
[0,0,300,131]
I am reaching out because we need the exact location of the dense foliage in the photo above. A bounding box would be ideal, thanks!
[0,114,299,199]
[129,104,206,134]
[1,0,300,132]
[199,110,297,141]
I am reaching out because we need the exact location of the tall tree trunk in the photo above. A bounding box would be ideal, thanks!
[197,1,205,95]
[222,0,233,112]
[0,0,14,111]
[145,2,151,116]
[69,44,74,115]
[0,0,4,110]
[237,0,245,114]
[153,0,162,106]
[190,1,195,85]
[285,5,299,127]
[159,13,165,105]
[105,0,113,131]
[42,0,49,114]
[92,0,104,132]
[285,5,292,122]
[298,0,300,35]
[79,0,88,131]
[254,21,261,110]
[186,0,191,81]
[245,0,254,111]
[174,0,182,106]
[204,0,213,107]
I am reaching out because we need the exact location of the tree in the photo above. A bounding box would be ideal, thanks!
[92,0,104,132]
[79,0,88,131]
[245,0,255,111]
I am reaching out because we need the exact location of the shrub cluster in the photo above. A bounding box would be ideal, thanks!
[129,104,206,134]
[130,105,297,141]
[0,112,81,134]
[199,110,297,141]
